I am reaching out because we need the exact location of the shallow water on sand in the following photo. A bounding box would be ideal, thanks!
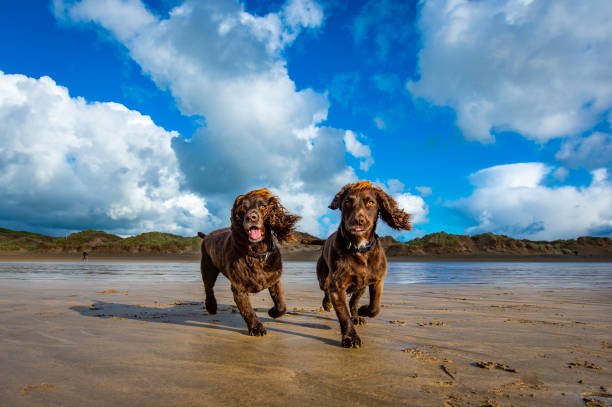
[0,260,610,288]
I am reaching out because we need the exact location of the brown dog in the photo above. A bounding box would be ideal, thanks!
[198,188,300,336]
[317,181,412,348]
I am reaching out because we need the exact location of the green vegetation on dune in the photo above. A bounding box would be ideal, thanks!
[0,228,199,255]
[57,230,122,251]
[0,227,55,252]
[0,227,610,258]
[387,231,611,258]
[105,232,200,254]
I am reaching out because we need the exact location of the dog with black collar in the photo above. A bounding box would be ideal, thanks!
[198,188,300,336]
[316,181,412,348]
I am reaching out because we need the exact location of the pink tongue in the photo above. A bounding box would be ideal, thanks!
[249,228,262,241]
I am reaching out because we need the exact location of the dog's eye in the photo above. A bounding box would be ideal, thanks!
[366,200,375,208]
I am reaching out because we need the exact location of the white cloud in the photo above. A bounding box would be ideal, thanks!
[271,185,335,236]
[54,0,360,236]
[552,167,569,181]
[373,116,386,130]
[375,180,429,238]
[0,71,212,235]
[408,0,612,142]
[415,186,432,197]
[556,132,612,170]
[386,179,404,194]
[395,193,428,225]
[343,130,374,171]
[469,162,549,189]
[450,163,612,239]
[281,0,324,30]
[56,0,156,42]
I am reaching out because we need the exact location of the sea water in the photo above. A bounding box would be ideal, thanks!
[0,261,610,289]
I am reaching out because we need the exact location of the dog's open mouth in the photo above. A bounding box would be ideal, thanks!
[349,226,367,235]
[248,226,263,242]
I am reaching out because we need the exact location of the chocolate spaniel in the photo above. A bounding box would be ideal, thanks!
[317,181,412,348]
[198,188,300,336]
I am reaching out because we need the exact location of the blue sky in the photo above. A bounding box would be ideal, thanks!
[0,0,610,240]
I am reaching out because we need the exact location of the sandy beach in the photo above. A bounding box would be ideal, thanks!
[1,265,611,406]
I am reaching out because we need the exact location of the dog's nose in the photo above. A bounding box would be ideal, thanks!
[357,215,366,226]
[247,211,260,222]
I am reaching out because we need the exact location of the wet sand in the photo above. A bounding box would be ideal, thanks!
[1,278,611,406]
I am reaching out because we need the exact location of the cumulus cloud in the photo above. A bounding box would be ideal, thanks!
[0,71,212,235]
[373,116,386,130]
[343,130,374,171]
[385,178,405,194]
[450,163,612,240]
[552,167,569,181]
[415,186,432,197]
[372,180,428,239]
[54,0,359,236]
[408,0,612,142]
[384,179,430,221]
[281,0,324,31]
[556,132,612,170]
[395,193,428,225]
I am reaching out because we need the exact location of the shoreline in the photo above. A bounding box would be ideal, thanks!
[0,279,610,406]
[1,252,611,263]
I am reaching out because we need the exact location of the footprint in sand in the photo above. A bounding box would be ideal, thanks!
[20,383,57,396]
[567,361,603,370]
[472,361,518,373]
[417,320,446,327]
[582,391,612,407]
[402,347,451,364]
[97,289,128,295]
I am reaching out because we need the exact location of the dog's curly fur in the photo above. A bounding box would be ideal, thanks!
[317,181,412,348]
[198,188,300,336]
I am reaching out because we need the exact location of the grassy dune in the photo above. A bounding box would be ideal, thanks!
[0,227,610,259]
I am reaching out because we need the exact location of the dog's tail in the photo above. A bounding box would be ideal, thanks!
[197,232,206,239]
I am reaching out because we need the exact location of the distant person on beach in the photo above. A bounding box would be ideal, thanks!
[82,251,89,262]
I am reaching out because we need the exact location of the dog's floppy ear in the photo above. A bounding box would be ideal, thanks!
[329,184,352,210]
[265,195,301,244]
[375,188,412,230]
[231,194,245,223]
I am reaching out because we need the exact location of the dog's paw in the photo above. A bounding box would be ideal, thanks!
[248,322,267,337]
[322,295,332,312]
[357,305,378,318]
[341,333,362,349]
[205,297,217,315]
[268,306,286,319]
[351,316,367,326]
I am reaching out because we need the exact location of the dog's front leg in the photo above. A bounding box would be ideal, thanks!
[358,279,384,318]
[232,286,266,336]
[267,282,287,318]
[329,285,361,348]
[349,287,367,325]
[317,257,332,311]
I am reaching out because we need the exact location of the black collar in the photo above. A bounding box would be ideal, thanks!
[248,233,277,262]
[341,231,379,254]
